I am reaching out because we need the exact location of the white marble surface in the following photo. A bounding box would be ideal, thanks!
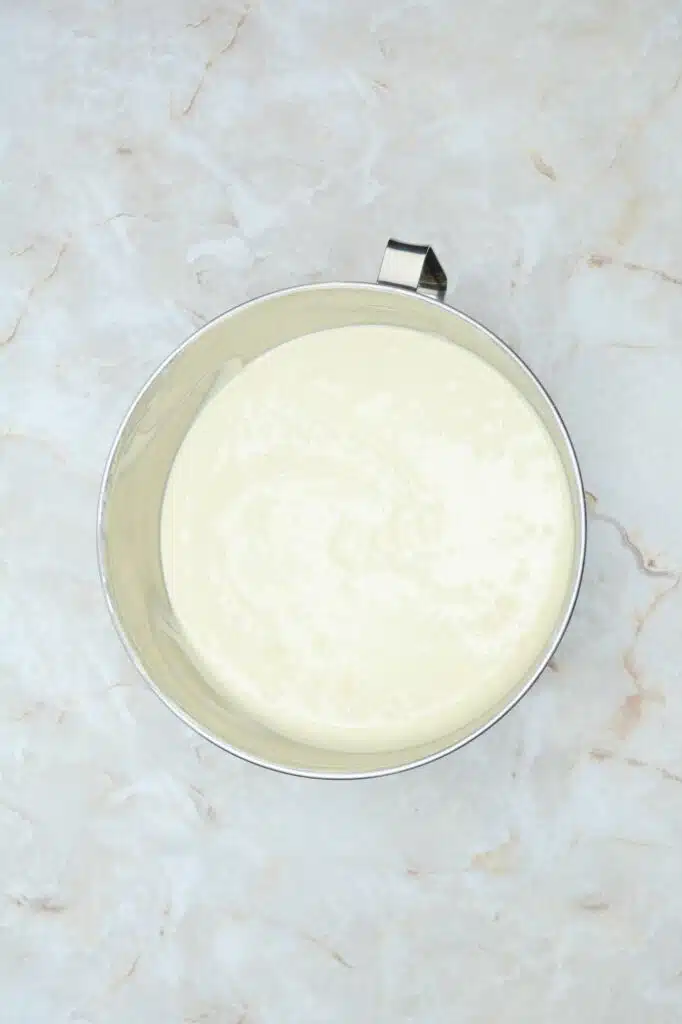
[2,0,682,1020]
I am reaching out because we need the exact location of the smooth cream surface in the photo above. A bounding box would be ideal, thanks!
[161,325,574,752]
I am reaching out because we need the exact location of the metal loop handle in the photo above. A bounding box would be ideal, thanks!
[377,239,447,301]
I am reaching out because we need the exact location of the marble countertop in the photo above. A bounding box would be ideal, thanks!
[2,1,682,1020]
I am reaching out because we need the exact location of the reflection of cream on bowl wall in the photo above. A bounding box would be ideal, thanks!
[98,240,586,779]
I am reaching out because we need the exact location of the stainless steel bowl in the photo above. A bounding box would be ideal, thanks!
[97,240,586,778]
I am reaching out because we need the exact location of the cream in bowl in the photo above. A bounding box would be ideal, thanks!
[161,324,574,754]
[98,240,585,777]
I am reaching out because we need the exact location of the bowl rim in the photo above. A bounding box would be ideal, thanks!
[97,279,587,779]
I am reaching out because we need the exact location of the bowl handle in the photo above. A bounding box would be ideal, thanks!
[377,239,448,301]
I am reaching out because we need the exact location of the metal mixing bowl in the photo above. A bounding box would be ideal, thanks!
[97,240,586,778]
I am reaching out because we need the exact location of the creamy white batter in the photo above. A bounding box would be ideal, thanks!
[161,325,574,752]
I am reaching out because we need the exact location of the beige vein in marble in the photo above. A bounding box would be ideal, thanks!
[176,5,252,118]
